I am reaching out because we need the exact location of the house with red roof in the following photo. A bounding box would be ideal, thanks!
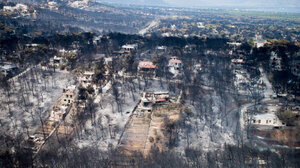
[168,57,183,76]
[138,61,157,74]
[139,92,170,112]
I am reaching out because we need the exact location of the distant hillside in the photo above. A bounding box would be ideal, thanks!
[97,0,168,7]
[0,0,154,35]
[99,0,300,10]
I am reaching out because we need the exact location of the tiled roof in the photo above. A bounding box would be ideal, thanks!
[138,62,156,69]
[169,59,182,63]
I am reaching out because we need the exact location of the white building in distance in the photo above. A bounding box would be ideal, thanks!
[122,44,138,51]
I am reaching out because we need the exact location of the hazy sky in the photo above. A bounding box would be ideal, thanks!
[99,0,300,8]
[163,0,300,8]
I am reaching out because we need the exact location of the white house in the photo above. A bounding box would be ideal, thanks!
[227,42,242,47]
[168,57,183,75]
[169,57,183,69]
[156,46,167,52]
[254,34,267,48]
[122,44,138,51]
[251,113,285,127]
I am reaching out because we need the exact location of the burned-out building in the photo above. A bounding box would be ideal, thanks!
[138,61,156,75]
[62,85,76,106]
[139,92,170,112]
[78,71,95,87]
[1,64,18,77]
[168,57,183,76]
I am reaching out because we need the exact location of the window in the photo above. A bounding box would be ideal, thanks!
[258,120,261,124]
[144,102,149,107]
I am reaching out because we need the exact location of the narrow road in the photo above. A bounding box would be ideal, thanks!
[9,64,39,82]
[240,103,254,130]
[239,66,276,140]
[138,19,160,35]
[259,66,274,100]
